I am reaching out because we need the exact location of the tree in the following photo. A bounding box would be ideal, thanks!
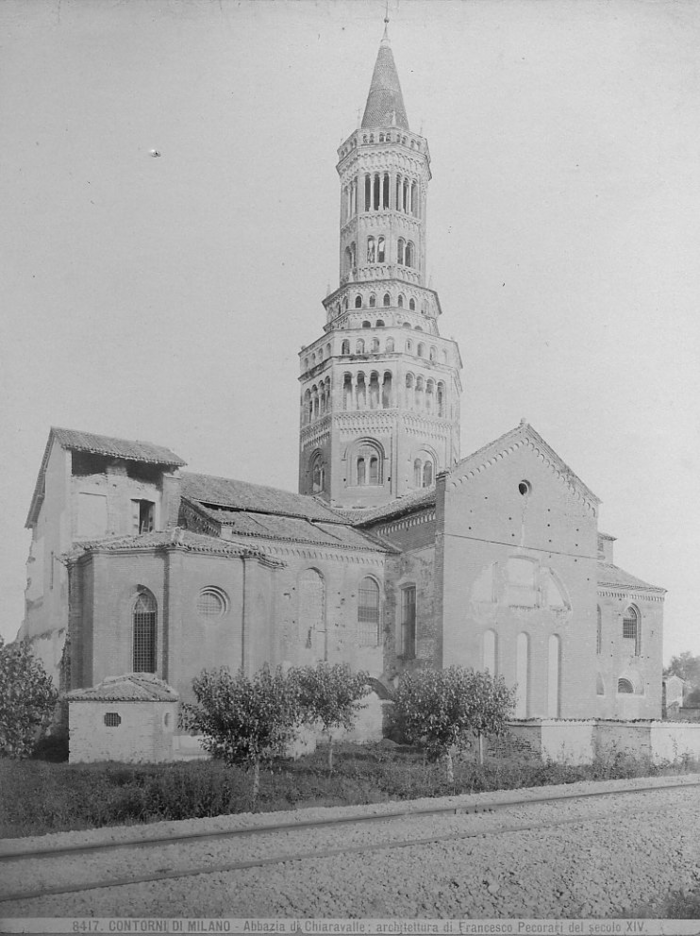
[0,638,59,758]
[664,652,700,690]
[294,662,370,771]
[180,665,300,804]
[393,666,517,781]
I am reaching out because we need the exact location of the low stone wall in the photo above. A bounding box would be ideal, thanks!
[69,699,178,763]
[507,719,700,765]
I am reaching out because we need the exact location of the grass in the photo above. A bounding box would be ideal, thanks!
[1,736,697,839]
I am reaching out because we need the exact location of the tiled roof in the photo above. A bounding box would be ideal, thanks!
[362,32,409,130]
[351,487,437,526]
[51,428,185,466]
[26,428,185,528]
[181,472,344,523]
[597,562,665,593]
[65,529,272,563]
[192,504,390,553]
[65,673,179,703]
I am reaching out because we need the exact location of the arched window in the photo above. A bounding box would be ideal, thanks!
[409,298,416,311]
[406,241,415,267]
[406,339,413,353]
[356,339,365,354]
[386,337,394,352]
[341,339,350,354]
[303,388,311,425]
[369,294,376,308]
[344,246,353,273]
[311,452,325,494]
[353,440,383,485]
[383,292,391,308]
[596,606,602,655]
[398,294,404,308]
[354,294,362,308]
[429,346,437,362]
[422,461,433,487]
[413,458,422,487]
[367,236,376,263]
[437,382,445,417]
[623,606,640,656]
[375,319,385,327]
[377,236,385,262]
[362,320,371,328]
[133,589,157,673]
[381,371,392,407]
[397,238,405,265]
[358,577,381,646]
[618,678,634,694]
[417,342,425,357]
[343,372,353,410]
[370,338,380,353]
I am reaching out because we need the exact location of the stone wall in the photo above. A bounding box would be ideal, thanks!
[69,699,178,763]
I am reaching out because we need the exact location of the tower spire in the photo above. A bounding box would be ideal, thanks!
[361,17,409,130]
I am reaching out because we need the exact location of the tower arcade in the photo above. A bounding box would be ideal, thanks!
[298,26,462,508]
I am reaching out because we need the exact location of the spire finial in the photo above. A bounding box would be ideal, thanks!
[383,0,389,39]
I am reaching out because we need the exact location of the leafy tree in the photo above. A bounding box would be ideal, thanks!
[0,637,59,758]
[294,662,370,771]
[393,666,516,781]
[664,652,700,690]
[180,665,301,805]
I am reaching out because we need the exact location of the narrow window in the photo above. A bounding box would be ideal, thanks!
[133,589,157,673]
[401,586,416,658]
[398,294,404,308]
[357,457,366,486]
[355,294,362,308]
[422,461,433,487]
[356,339,365,354]
[343,372,353,410]
[364,174,371,212]
[596,606,602,655]
[386,338,394,352]
[367,236,376,263]
[397,238,405,265]
[341,339,350,354]
[373,173,380,210]
[382,371,392,407]
[437,383,445,417]
[377,236,385,262]
[623,606,640,655]
[383,292,391,308]
[132,500,155,534]
[409,298,416,310]
[369,294,376,308]
[382,173,390,209]
[413,458,422,487]
[406,241,415,267]
[356,372,366,407]
[369,371,380,407]
[368,456,379,484]
[370,338,380,354]
[358,577,381,647]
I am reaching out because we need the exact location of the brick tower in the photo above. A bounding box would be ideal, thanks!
[298,22,462,508]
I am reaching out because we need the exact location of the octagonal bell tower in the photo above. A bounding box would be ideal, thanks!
[299,23,462,509]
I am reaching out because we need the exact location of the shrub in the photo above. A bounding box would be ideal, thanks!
[294,662,370,771]
[0,638,58,758]
[393,666,517,781]
[180,665,300,804]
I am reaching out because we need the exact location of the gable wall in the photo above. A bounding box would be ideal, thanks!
[441,442,599,718]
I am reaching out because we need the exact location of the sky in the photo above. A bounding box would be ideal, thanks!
[1,0,699,662]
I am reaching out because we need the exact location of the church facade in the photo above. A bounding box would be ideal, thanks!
[19,28,665,733]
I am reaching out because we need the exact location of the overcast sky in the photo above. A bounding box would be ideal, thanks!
[1,0,699,662]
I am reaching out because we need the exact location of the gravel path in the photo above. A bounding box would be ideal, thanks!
[2,776,699,919]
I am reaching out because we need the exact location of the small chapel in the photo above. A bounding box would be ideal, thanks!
[19,26,665,748]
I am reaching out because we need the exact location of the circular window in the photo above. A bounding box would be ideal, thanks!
[518,480,532,496]
[197,587,229,617]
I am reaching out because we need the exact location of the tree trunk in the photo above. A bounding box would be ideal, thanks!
[328,735,334,773]
[478,732,484,766]
[252,760,260,808]
[444,749,454,783]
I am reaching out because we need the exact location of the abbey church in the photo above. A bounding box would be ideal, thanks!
[19,27,665,735]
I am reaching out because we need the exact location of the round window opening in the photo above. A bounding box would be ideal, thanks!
[518,480,532,496]
[104,712,122,728]
[197,587,229,617]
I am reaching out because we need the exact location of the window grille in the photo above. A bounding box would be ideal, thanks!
[401,586,416,659]
[622,606,640,655]
[358,577,380,646]
[197,587,229,617]
[104,712,121,727]
[133,590,157,673]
